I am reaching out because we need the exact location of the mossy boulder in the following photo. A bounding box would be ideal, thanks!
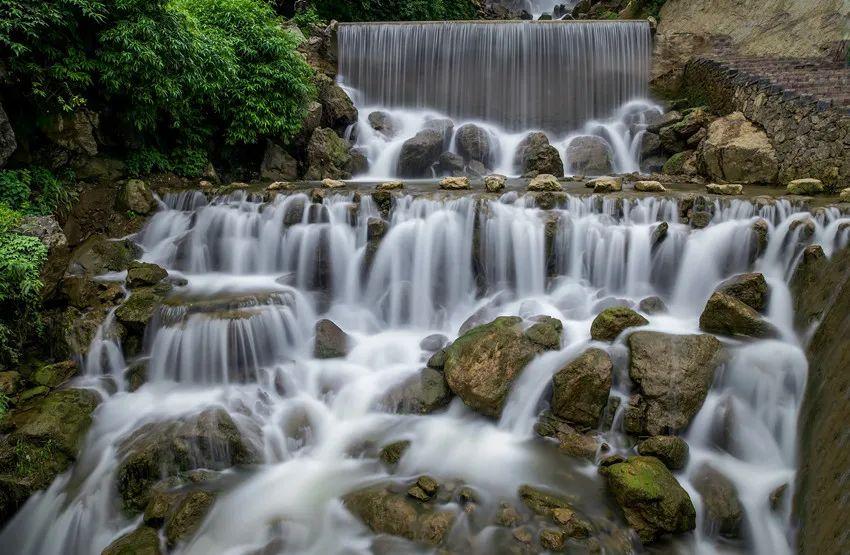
[518,484,592,538]
[121,179,156,215]
[343,485,456,546]
[551,348,612,428]
[443,317,545,418]
[305,127,352,180]
[115,284,171,337]
[379,440,410,467]
[68,235,139,276]
[636,436,689,470]
[600,456,696,543]
[126,261,168,289]
[101,526,162,555]
[115,409,257,514]
[699,292,778,338]
[524,316,563,350]
[534,411,600,460]
[590,307,648,342]
[786,178,824,195]
[626,332,723,435]
[163,488,216,547]
[314,319,349,359]
[716,272,768,312]
[389,368,453,414]
[662,150,696,175]
[31,360,78,389]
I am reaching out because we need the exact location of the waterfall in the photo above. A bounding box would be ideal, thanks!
[3,191,847,555]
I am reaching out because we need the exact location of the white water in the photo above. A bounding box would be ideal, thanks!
[338,21,660,179]
[2,190,848,554]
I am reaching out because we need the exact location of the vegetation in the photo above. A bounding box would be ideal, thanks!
[306,0,479,22]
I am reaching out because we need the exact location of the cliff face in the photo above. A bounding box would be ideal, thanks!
[652,0,848,94]
[793,246,850,554]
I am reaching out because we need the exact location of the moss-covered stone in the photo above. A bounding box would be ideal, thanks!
[692,465,743,539]
[551,348,612,428]
[101,526,162,555]
[379,440,410,466]
[699,291,778,338]
[600,456,695,543]
[524,316,563,350]
[31,360,78,389]
[636,436,689,470]
[68,235,139,276]
[115,284,170,336]
[126,261,168,289]
[590,307,648,342]
[164,489,216,547]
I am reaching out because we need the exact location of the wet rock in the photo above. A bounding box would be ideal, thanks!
[690,211,712,229]
[439,176,471,190]
[636,436,689,470]
[0,371,22,396]
[527,174,562,192]
[397,129,443,177]
[164,488,216,547]
[376,180,403,191]
[786,178,824,195]
[705,183,743,196]
[640,132,662,157]
[368,111,397,138]
[512,526,533,544]
[789,244,830,329]
[515,132,564,177]
[68,235,139,276]
[115,284,170,337]
[31,360,78,389]
[322,178,345,189]
[565,136,613,175]
[305,127,352,180]
[437,151,465,176]
[484,174,507,192]
[600,456,696,543]
[343,485,456,546]
[698,112,778,184]
[315,74,358,133]
[348,148,368,176]
[314,319,349,359]
[267,181,294,192]
[699,292,778,338]
[102,526,162,555]
[639,296,667,314]
[379,440,410,466]
[627,331,723,435]
[121,179,156,215]
[455,124,493,166]
[115,409,257,514]
[422,118,455,146]
[426,349,446,369]
[496,502,522,527]
[443,317,544,418]
[407,476,439,501]
[539,527,566,551]
[769,483,787,511]
[651,222,668,249]
[589,176,623,193]
[260,141,299,182]
[633,180,666,192]
[647,110,683,134]
[662,150,698,175]
[391,368,453,414]
[551,348,612,428]
[716,272,768,312]
[535,412,600,460]
[127,261,168,289]
[465,160,489,178]
[692,465,744,539]
[524,316,563,350]
[590,307,648,342]
[518,485,574,517]
[750,219,769,259]
[420,334,448,352]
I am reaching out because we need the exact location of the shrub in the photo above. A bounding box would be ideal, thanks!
[0,167,75,216]
[308,0,479,22]
[126,146,209,177]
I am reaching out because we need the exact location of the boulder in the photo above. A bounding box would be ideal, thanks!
[119,179,156,215]
[590,307,648,342]
[126,261,168,289]
[662,150,698,175]
[422,118,455,146]
[565,136,613,175]
[102,526,162,555]
[646,110,683,133]
[534,411,600,460]
[42,109,99,156]
[639,296,667,314]
[527,174,562,192]
[551,348,613,428]
[0,102,16,167]
[343,485,456,546]
[31,360,78,389]
[626,332,723,435]
[716,272,768,312]
[16,214,69,299]
[636,436,689,470]
[515,132,564,177]
[690,210,712,229]
[115,409,257,514]
[390,368,453,414]
[634,180,666,192]
[322,178,345,189]
[376,180,403,191]
[443,317,545,418]
[465,160,488,177]
[437,151,465,176]
[699,292,777,338]
[439,176,471,190]
[260,141,299,182]
[698,112,778,184]
[705,183,743,195]
[379,440,410,466]
[368,111,397,138]
[589,176,623,193]
[751,218,769,259]
[692,465,744,539]
[640,132,662,157]
[484,174,507,193]
[314,319,349,358]
[162,488,216,547]
[305,127,352,180]
[398,130,443,177]
[115,284,170,336]
[600,456,696,543]
[315,74,358,133]
[420,334,448,352]
[298,101,323,143]
[840,188,850,202]
[786,178,824,195]
[68,235,139,276]
[455,124,493,166]
[524,316,563,350]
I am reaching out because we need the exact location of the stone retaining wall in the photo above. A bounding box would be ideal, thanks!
[681,58,850,189]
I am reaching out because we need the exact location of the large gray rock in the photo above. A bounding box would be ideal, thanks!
[698,112,778,184]
[260,141,299,181]
[455,124,493,167]
[368,111,397,138]
[314,319,349,359]
[565,136,613,175]
[699,292,778,338]
[121,179,155,215]
[315,74,358,133]
[397,130,443,177]
[305,127,352,180]
[16,214,69,299]
[514,132,564,177]
[423,118,455,147]
[626,332,723,435]
[551,348,612,428]
[692,465,744,539]
[590,307,648,342]
[41,110,99,156]
[637,436,689,470]
[0,102,16,167]
[716,272,768,312]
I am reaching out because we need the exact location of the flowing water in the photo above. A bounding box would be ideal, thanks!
[2,189,848,554]
[338,21,659,179]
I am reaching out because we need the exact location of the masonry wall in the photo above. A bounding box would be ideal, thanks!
[681,58,850,190]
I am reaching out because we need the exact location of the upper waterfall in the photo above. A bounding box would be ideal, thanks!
[337,20,652,133]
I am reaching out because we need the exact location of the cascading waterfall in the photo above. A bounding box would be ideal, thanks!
[339,21,660,179]
[2,190,848,555]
